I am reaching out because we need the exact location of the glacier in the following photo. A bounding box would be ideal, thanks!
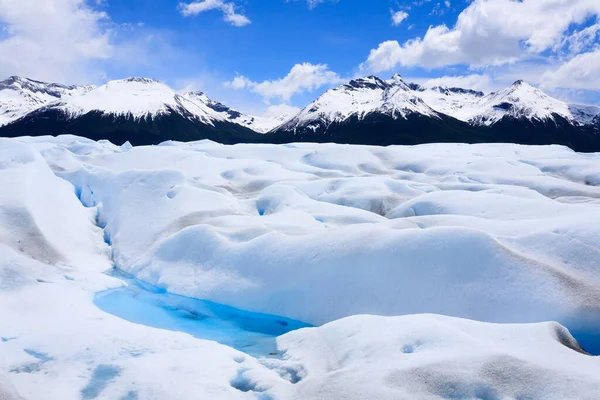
[0,135,599,399]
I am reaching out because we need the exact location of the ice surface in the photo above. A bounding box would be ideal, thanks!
[1,135,599,399]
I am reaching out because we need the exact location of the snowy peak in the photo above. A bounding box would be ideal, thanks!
[121,77,162,84]
[343,76,389,91]
[53,77,190,120]
[469,80,572,126]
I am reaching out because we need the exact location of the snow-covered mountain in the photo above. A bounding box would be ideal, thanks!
[0,76,93,126]
[0,76,282,135]
[0,77,275,145]
[281,76,598,133]
[271,75,600,151]
[1,74,599,150]
[279,75,441,134]
[465,80,574,126]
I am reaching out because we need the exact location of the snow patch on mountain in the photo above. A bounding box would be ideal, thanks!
[416,85,484,122]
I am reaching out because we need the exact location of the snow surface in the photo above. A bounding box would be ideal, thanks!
[1,135,600,399]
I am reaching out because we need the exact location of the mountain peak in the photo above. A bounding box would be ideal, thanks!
[3,76,23,84]
[344,76,389,91]
[121,77,162,85]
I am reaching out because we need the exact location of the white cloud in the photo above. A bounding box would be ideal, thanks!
[0,0,112,83]
[263,104,301,118]
[362,0,600,72]
[541,50,600,90]
[226,63,343,102]
[554,23,600,55]
[391,10,409,26]
[227,75,255,90]
[421,74,493,92]
[179,0,250,27]
[306,0,337,9]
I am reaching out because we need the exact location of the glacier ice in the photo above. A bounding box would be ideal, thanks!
[0,135,599,399]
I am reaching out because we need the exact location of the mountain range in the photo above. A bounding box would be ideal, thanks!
[1,75,599,151]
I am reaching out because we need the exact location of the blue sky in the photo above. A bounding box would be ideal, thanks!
[1,0,600,115]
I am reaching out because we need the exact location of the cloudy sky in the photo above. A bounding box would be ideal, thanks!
[1,0,599,115]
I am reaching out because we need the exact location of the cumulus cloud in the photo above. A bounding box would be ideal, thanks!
[391,10,409,26]
[421,74,493,92]
[0,0,112,83]
[554,23,600,56]
[226,63,343,102]
[179,0,250,27]
[541,50,600,90]
[306,0,337,9]
[362,0,600,72]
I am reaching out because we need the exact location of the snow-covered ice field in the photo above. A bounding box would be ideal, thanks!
[1,135,599,399]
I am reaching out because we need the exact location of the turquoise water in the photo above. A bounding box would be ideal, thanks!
[94,269,311,357]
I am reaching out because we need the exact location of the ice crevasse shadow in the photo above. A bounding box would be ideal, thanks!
[94,269,311,357]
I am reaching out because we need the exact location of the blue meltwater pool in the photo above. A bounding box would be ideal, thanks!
[94,269,311,357]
